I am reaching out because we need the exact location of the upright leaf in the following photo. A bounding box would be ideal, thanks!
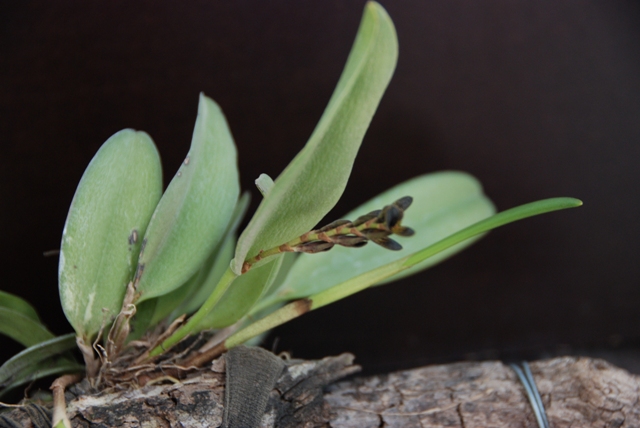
[269,172,495,302]
[133,193,250,332]
[232,2,398,274]
[59,130,162,340]
[136,94,240,301]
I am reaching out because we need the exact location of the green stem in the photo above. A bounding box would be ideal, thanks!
[148,267,238,357]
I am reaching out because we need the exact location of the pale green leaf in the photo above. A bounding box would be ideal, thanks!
[59,129,163,340]
[0,290,41,322]
[178,192,251,315]
[0,333,77,387]
[232,2,398,274]
[146,276,195,328]
[134,193,250,332]
[136,94,240,301]
[199,255,284,330]
[267,172,495,302]
[180,234,236,316]
[255,173,274,197]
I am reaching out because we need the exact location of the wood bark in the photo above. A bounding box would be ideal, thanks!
[2,356,639,427]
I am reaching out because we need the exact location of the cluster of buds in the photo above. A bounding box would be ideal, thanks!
[287,196,414,253]
[242,197,414,273]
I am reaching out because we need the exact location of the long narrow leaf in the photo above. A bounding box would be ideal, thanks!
[232,2,398,274]
[0,333,77,387]
[0,308,54,347]
[0,360,84,398]
[136,94,240,301]
[0,290,41,322]
[221,198,582,349]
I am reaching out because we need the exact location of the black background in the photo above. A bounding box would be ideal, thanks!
[1,1,639,374]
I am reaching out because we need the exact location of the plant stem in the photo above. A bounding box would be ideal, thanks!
[148,266,238,357]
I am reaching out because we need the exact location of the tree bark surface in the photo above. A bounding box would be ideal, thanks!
[2,356,638,427]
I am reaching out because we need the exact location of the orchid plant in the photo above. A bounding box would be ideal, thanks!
[0,3,580,426]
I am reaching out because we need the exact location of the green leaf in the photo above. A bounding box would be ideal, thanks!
[199,255,284,330]
[0,359,84,398]
[136,94,240,302]
[311,198,583,309]
[0,290,41,322]
[269,172,495,302]
[255,173,274,197]
[0,308,54,347]
[133,193,250,332]
[145,276,196,327]
[180,233,236,316]
[222,198,583,349]
[232,2,398,274]
[0,333,78,387]
[0,291,51,347]
[59,129,163,340]
[178,192,251,315]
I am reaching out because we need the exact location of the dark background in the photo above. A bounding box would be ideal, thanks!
[1,1,639,375]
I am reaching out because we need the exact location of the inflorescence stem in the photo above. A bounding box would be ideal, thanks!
[241,196,415,273]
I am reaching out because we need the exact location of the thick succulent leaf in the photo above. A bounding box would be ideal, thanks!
[136,94,240,301]
[0,290,41,322]
[199,255,284,330]
[232,2,398,274]
[180,234,236,316]
[134,193,250,331]
[0,333,77,387]
[59,129,162,340]
[0,308,54,347]
[269,172,495,302]
[178,192,251,316]
[145,276,196,328]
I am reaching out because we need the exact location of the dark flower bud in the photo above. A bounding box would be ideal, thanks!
[317,219,352,232]
[393,196,413,211]
[332,235,368,247]
[295,241,335,253]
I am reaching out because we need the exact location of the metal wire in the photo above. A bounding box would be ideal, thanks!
[510,361,549,428]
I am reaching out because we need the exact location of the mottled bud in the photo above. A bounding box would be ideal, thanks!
[317,219,352,233]
[295,241,335,253]
[332,235,368,247]
[394,196,413,211]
